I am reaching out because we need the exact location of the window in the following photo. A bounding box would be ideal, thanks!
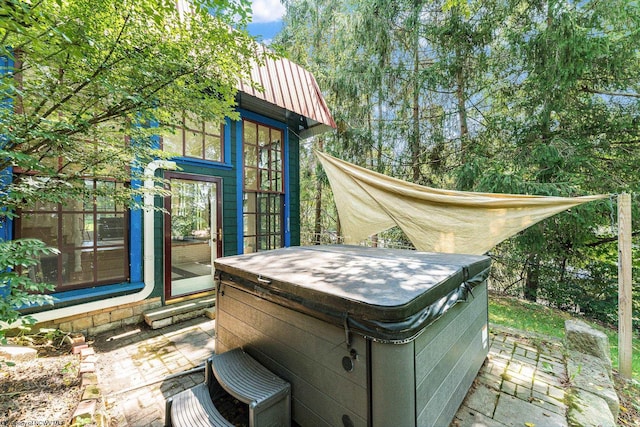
[162,113,224,162]
[16,180,129,291]
[8,56,131,292]
[243,119,284,253]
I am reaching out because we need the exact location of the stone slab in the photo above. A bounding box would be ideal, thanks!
[173,309,205,323]
[83,354,99,364]
[72,343,90,354]
[493,394,567,427]
[80,347,96,358]
[462,383,500,418]
[0,345,37,362]
[204,307,216,320]
[64,333,86,345]
[79,361,96,374]
[566,350,618,418]
[82,385,102,400]
[454,406,509,427]
[149,317,173,330]
[81,372,99,387]
[564,320,611,371]
[567,389,616,427]
[72,399,97,419]
[143,296,215,323]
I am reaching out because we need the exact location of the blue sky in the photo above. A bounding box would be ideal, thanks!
[247,0,285,43]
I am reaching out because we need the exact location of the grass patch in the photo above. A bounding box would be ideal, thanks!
[488,293,640,381]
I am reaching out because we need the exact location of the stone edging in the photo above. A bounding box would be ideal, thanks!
[564,320,618,427]
[69,333,106,426]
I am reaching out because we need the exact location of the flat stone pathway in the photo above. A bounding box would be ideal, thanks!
[454,327,569,427]
[93,318,569,427]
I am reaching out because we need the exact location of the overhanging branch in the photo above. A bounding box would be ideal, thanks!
[581,86,640,99]
[586,231,640,247]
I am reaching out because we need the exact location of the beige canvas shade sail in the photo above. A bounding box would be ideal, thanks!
[316,151,608,255]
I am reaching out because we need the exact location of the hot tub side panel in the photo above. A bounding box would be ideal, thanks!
[370,340,417,427]
[415,281,489,426]
[369,281,488,427]
[215,282,369,427]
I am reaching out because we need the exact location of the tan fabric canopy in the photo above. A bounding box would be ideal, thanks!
[316,151,608,255]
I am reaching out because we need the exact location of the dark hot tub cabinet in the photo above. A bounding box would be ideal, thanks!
[214,245,491,427]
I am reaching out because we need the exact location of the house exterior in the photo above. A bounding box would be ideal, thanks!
[3,53,335,335]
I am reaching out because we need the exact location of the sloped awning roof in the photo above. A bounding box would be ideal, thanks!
[238,48,336,139]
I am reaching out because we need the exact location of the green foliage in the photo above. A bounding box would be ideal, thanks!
[0,0,259,213]
[282,0,640,330]
[464,0,640,318]
[0,239,57,343]
[489,295,571,339]
[0,0,261,332]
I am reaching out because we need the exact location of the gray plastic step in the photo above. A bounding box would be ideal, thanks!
[167,383,233,427]
[212,348,291,427]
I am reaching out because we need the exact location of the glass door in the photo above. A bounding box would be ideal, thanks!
[164,173,222,300]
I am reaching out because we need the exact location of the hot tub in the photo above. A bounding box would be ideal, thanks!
[214,245,491,427]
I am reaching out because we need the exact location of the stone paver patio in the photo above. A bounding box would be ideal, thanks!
[93,317,569,427]
[453,328,568,427]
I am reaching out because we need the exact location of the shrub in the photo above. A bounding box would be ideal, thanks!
[0,239,56,344]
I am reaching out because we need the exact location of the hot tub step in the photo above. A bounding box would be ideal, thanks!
[212,348,291,427]
[166,383,233,427]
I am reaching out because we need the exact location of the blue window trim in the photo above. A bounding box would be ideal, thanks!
[0,167,12,242]
[19,281,145,314]
[238,109,287,131]
[128,122,161,284]
[284,129,291,246]
[130,188,143,283]
[171,156,233,170]
[235,109,291,253]
[1,55,14,243]
[0,55,13,299]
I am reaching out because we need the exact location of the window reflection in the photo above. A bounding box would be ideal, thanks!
[242,119,285,254]
[18,179,128,290]
[162,113,223,162]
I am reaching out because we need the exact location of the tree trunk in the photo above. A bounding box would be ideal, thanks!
[524,254,539,302]
[313,138,324,245]
[455,47,468,164]
[411,0,421,183]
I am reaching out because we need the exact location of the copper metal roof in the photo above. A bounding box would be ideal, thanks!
[238,48,336,139]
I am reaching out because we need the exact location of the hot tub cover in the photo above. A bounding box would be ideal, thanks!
[214,245,491,343]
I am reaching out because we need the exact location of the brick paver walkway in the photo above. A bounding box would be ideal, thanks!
[94,317,216,426]
[93,318,569,427]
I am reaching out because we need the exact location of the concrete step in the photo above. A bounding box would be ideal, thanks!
[143,296,215,329]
